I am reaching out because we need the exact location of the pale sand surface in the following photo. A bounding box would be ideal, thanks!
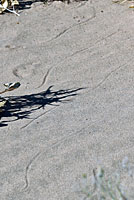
[1,0,134,199]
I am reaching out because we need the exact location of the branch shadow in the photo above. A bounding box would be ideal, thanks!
[0,86,84,127]
[18,0,33,11]
[17,0,88,11]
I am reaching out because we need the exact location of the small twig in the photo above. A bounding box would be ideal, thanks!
[0,82,20,94]
[0,88,16,94]
[0,4,20,16]
[6,7,20,16]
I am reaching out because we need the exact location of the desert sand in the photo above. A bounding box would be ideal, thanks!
[1,0,134,199]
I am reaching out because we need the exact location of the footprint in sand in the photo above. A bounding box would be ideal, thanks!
[12,63,38,79]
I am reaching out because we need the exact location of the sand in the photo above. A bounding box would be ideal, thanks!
[1,0,134,199]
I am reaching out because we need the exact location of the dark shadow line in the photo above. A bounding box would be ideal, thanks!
[0,86,85,127]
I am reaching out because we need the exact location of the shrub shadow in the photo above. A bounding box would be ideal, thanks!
[18,0,33,10]
[17,0,88,11]
[0,86,84,127]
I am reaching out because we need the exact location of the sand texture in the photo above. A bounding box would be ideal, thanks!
[1,0,134,199]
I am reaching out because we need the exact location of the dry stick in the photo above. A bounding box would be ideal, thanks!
[0,4,20,16]
[0,83,20,94]
[0,88,16,94]
[6,7,20,16]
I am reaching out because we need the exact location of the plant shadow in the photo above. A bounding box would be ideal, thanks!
[0,86,84,127]
[18,0,33,10]
[17,0,88,11]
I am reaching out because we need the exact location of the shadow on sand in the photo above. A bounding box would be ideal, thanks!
[17,0,88,11]
[18,0,33,10]
[0,86,84,127]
